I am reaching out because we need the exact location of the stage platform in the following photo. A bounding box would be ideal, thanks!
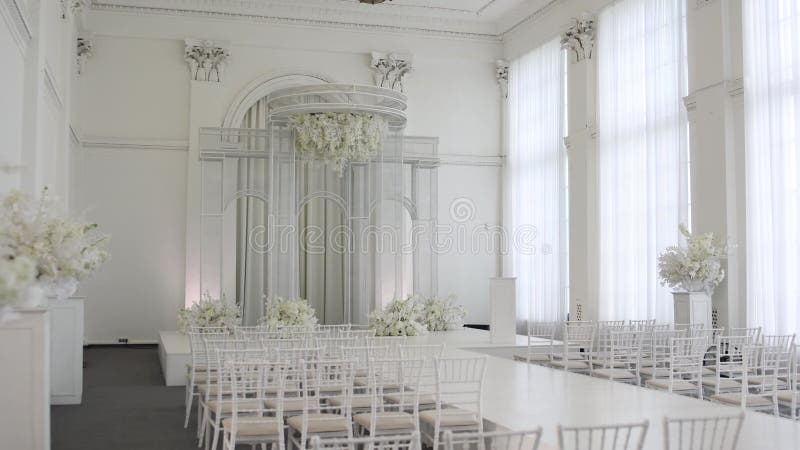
[158,327,800,449]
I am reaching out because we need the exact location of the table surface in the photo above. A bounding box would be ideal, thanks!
[407,328,800,450]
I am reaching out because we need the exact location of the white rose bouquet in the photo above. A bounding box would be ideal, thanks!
[288,112,388,176]
[261,296,318,331]
[369,295,428,337]
[658,224,726,294]
[177,291,241,333]
[421,294,466,332]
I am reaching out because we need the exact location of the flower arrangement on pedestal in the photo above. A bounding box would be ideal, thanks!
[421,294,467,332]
[0,188,110,309]
[657,224,726,294]
[261,296,318,331]
[288,112,388,176]
[177,291,241,333]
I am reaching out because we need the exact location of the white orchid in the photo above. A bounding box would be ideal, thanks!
[369,295,428,336]
[288,112,388,176]
[261,296,318,331]
[177,291,241,333]
[421,294,466,332]
[658,224,726,293]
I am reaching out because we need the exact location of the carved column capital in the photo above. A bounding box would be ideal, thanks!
[61,0,88,19]
[76,36,93,75]
[496,60,509,99]
[370,51,413,93]
[184,39,230,83]
[561,15,596,61]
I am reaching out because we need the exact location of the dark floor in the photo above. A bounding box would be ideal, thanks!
[51,346,198,450]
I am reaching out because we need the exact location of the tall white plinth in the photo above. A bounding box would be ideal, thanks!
[49,297,84,404]
[489,277,517,344]
[673,292,712,330]
[0,309,51,450]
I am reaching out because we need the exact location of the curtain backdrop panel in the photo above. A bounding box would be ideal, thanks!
[508,37,565,327]
[597,0,688,322]
[744,0,800,335]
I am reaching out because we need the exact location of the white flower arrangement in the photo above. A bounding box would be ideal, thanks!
[288,112,388,176]
[0,254,36,309]
[369,295,428,337]
[261,296,318,331]
[421,294,466,332]
[0,188,110,287]
[658,224,726,294]
[177,291,241,334]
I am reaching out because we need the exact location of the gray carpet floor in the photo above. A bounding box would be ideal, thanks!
[51,346,198,450]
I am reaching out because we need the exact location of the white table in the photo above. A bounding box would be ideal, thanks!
[406,328,800,450]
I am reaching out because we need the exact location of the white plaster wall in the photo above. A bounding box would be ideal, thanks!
[0,18,25,194]
[78,11,503,341]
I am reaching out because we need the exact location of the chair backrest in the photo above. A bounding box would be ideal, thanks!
[674,324,703,334]
[263,338,304,359]
[729,327,761,344]
[443,428,543,450]
[317,337,357,359]
[341,329,377,346]
[366,358,425,421]
[188,328,229,368]
[629,319,656,331]
[367,336,407,358]
[343,345,389,367]
[662,413,744,450]
[596,323,631,356]
[669,336,708,384]
[607,330,643,370]
[434,357,487,422]
[290,359,354,435]
[563,322,596,360]
[557,420,649,450]
[649,329,687,367]
[527,321,559,357]
[317,323,352,338]
[275,346,322,369]
[227,360,284,441]
[310,431,421,450]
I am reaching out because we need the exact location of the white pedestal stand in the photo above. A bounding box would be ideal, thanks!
[0,308,51,450]
[49,296,85,405]
[672,291,712,329]
[489,277,517,344]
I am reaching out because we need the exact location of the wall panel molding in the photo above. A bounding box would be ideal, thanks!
[0,0,32,54]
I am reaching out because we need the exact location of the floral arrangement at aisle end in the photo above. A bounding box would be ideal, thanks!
[421,294,467,332]
[177,291,241,334]
[0,188,110,305]
[261,295,318,331]
[288,112,388,176]
[369,295,428,337]
[658,224,726,294]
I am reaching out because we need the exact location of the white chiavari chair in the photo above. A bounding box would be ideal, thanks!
[198,337,245,446]
[233,325,265,339]
[393,345,445,411]
[367,336,408,359]
[185,327,230,430]
[640,329,686,381]
[262,338,304,360]
[592,322,630,368]
[513,321,559,364]
[709,344,779,415]
[747,334,795,392]
[729,327,761,344]
[640,324,672,368]
[317,324,353,338]
[353,358,424,438]
[420,356,487,450]
[344,345,390,383]
[549,322,596,373]
[662,413,744,450]
[645,336,707,399]
[222,360,285,450]
[443,428,543,450]
[287,359,355,449]
[557,421,649,450]
[342,329,377,346]
[592,330,643,385]
[629,319,656,331]
[777,343,800,419]
[318,337,358,359]
[310,431,422,450]
[701,335,750,397]
[692,328,723,376]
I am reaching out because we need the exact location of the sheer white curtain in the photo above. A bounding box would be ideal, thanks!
[596,0,688,321]
[507,37,565,328]
[744,0,800,336]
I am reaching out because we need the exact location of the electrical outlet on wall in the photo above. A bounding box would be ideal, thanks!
[118,338,129,344]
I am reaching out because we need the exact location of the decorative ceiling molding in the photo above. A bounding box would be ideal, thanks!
[184,38,230,82]
[495,59,509,99]
[500,0,564,37]
[371,52,412,94]
[561,15,595,61]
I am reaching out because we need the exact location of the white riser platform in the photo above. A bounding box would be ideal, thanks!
[158,331,189,386]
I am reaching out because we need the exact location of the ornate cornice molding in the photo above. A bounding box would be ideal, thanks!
[185,38,230,82]
[371,52,412,94]
[77,36,93,75]
[495,60,509,99]
[561,15,595,61]
[0,0,32,54]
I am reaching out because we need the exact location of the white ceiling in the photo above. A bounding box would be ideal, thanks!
[88,0,560,38]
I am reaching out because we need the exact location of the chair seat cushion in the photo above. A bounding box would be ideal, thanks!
[591,359,630,369]
[328,396,374,409]
[264,397,306,412]
[640,367,671,378]
[208,399,265,414]
[592,368,637,380]
[353,412,416,431]
[419,408,480,427]
[287,413,350,433]
[548,360,590,370]
[747,376,787,388]
[777,390,798,403]
[385,393,435,405]
[199,383,233,396]
[710,393,773,408]
[513,353,551,362]
[645,379,698,392]
[701,377,742,390]
[552,354,587,361]
[222,418,280,436]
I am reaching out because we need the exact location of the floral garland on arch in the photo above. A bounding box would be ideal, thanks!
[288,112,388,176]
[658,224,726,294]
[261,295,318,331]
[0,188,110,309]
[177,292,241,334]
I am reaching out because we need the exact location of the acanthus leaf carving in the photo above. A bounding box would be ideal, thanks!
[76,36,93,75]
[184,38,231,83]
[561,15,595,61]
[495,60,509,99]
[370,51,413,94]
